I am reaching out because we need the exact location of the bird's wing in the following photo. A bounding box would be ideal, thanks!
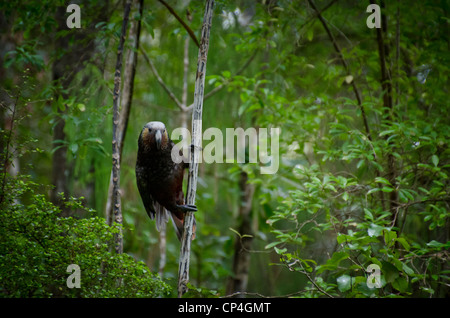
[136,169,170,231]
[136,175,157,220]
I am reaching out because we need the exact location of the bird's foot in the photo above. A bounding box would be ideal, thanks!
[177,204,197,212]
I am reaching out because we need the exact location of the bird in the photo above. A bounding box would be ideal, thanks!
[135,121,197,241]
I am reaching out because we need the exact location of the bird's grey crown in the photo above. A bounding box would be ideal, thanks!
[144,121,166,130]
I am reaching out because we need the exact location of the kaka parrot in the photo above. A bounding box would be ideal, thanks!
[135,121,196,241]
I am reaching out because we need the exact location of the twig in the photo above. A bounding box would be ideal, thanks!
[222,290,309,298]
[281,256,334,298]
[158,0,200,48]
[140,47,186,111]
[307,0,371,141]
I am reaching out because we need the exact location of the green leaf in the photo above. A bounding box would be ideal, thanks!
[396,237,410,251]
[368,223,384,237]
[426,240,444,248]
[383,229,397,246]
[316,251,349,274]
[274,246,287,255]
[381,186,394,193]
[392,277,409,293]
[77,103,86,112]
[337,275,352,292]
[342,191,349,201]
[402,262,414,276]
[431,155,439,167]
[375,177,391,185]
[364,208,374,221]
[382,261,399,283]
[70,143,79,154]
[306,28,314,41]
[222,70,231,78]
[367,187,380,195]
[265,241,281,249]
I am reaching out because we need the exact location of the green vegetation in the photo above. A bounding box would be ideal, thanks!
[0,0,448,298]
[0,153,170,297]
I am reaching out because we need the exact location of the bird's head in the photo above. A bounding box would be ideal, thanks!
[139,121,169,151]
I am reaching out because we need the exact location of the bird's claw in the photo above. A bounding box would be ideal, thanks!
[177,204,197,212]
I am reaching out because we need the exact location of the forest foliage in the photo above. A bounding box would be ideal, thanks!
[0,0,449,298]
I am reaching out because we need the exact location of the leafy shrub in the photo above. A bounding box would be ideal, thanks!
[0,175,171,298]
[265,113,450,297]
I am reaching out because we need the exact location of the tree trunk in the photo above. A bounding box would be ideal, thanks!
[177,0,215,298]
[51,5,96,215]
[106,0,143,226]
[51,2,110,215]
[370,0,399,220]
[111,0,133,254]
[226,171,255,297]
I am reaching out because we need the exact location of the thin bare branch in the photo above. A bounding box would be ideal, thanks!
[140,47,187,112]
[158,0,200,48]
[308,0,371,141]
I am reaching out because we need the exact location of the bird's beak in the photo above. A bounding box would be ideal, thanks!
[155,129,162,150]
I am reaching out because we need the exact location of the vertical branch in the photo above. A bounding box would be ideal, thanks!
[371,0,393,115]
[106,0,143,226]
[309,0,386,208]
[395,0,400,106]
[226,171,256,297]
[308,0,371,140]
[177,0,214,298]
[111,0,132,254]
[118,0,143,156]
[0,91,20,205]
[370,0,399,217]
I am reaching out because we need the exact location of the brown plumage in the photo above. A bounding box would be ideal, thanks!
[135,121,196,241]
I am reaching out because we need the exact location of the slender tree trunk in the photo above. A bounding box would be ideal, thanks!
[106,0,143,226]
[51,2,110,215]
[370,0,399,219]
[226,171,255,297]
[177,0,214,298]
[51,5,96,215]
[111,0,132,254]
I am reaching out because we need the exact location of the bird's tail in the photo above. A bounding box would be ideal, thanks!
[154,203,170,231]
[170,213,196,241]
